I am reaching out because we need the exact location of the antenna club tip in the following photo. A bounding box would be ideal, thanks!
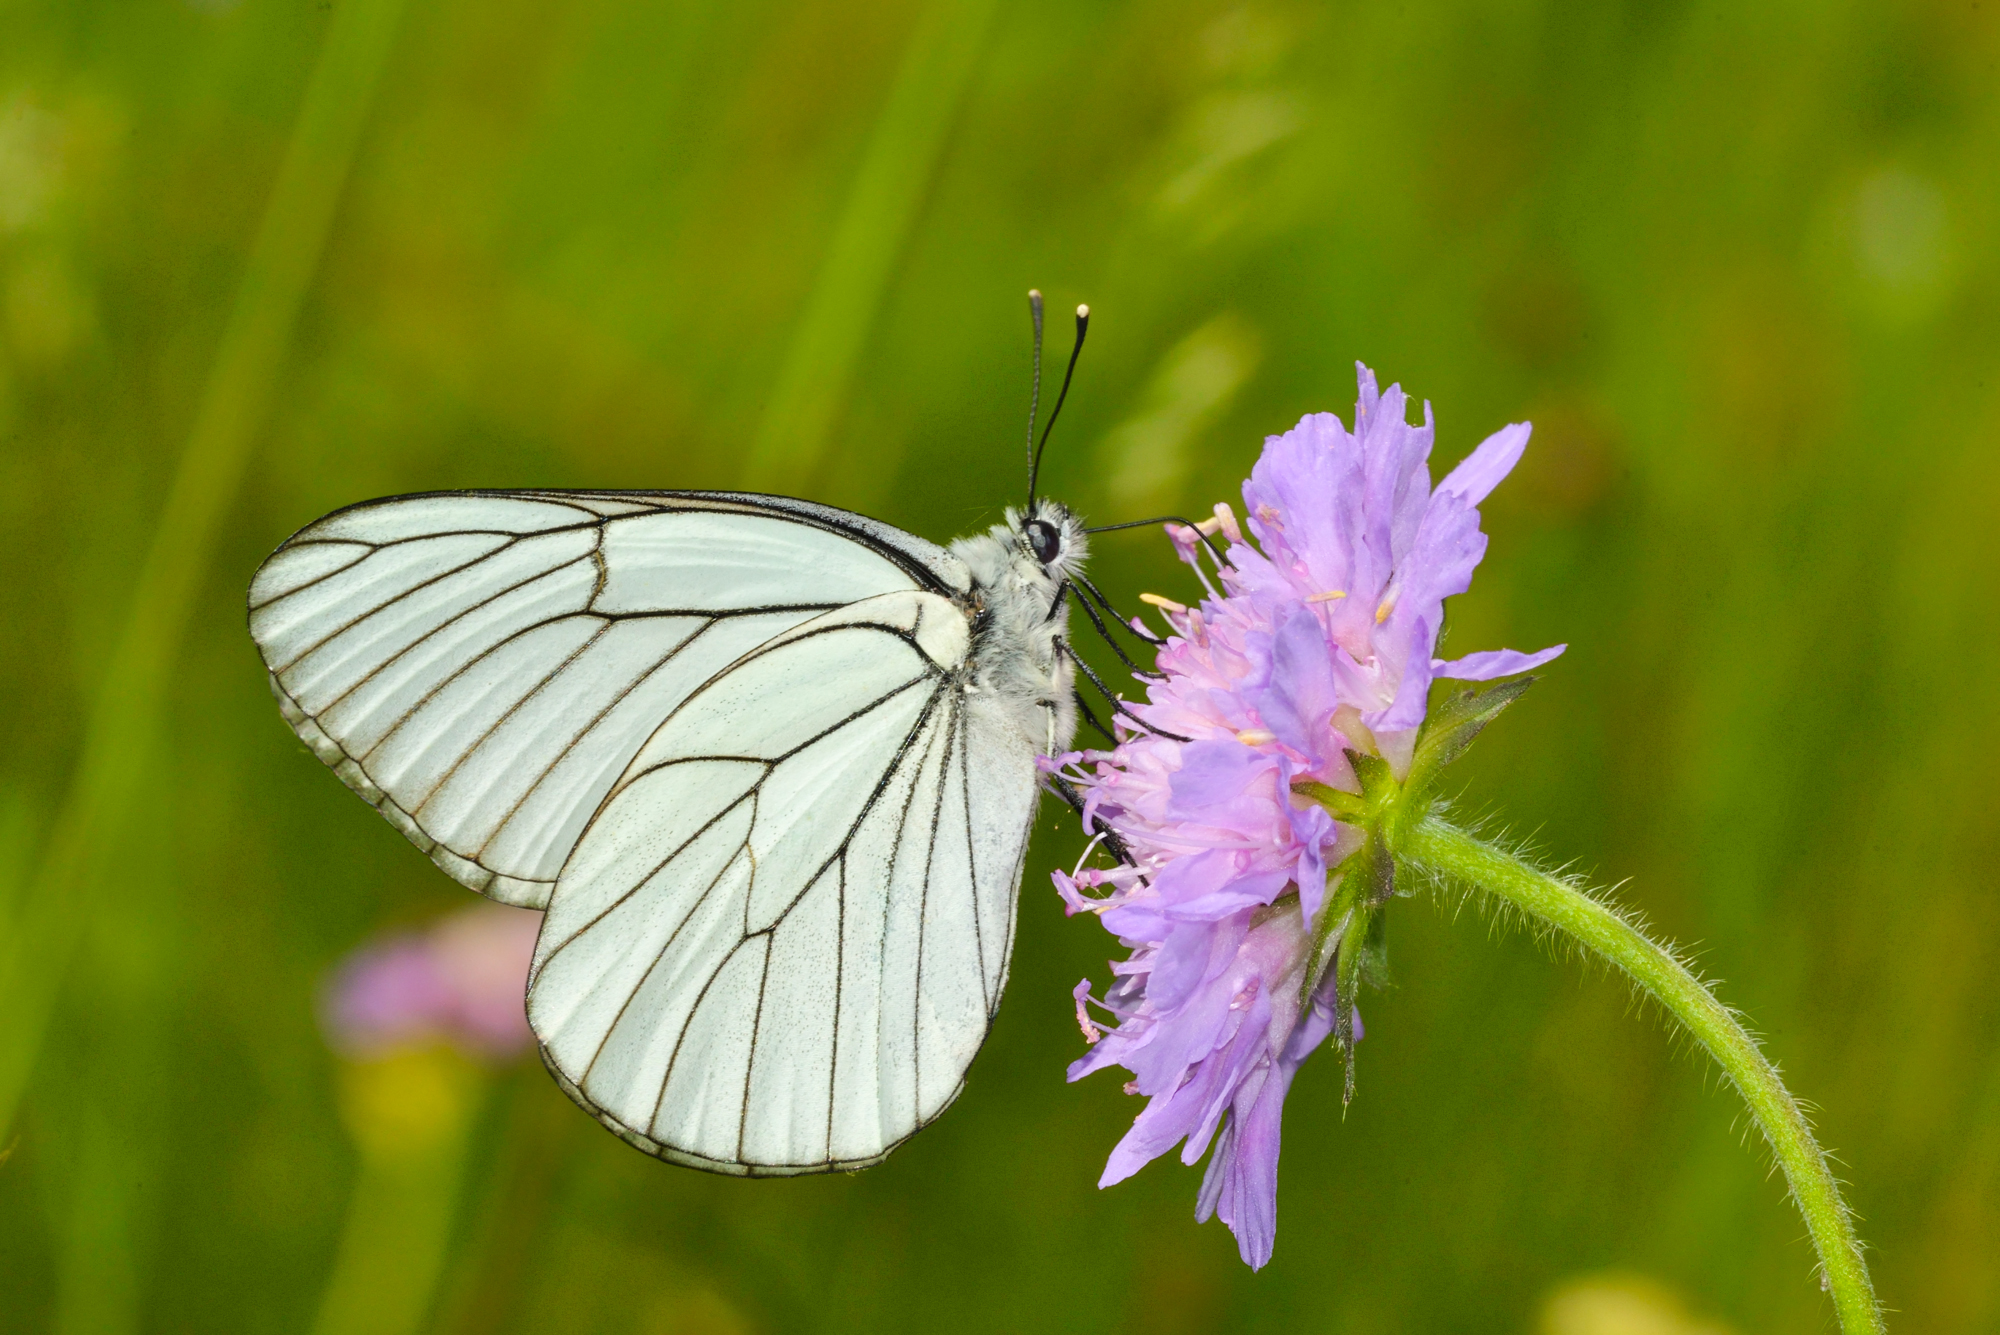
[1028,288,1042,299]
[1076,304,1090,318]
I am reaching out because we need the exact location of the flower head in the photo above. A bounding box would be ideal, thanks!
[1056,364,1561,1268]
[323,902,541,1060]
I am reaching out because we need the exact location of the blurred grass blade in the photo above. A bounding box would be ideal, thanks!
[1099,314,1262,513]
[430,1065,577,1335]
[743,0,999,491]
[51,1109,142,1335]
[310,1052,482,1335]
[0,791,34,938]
[0,0,410,1141]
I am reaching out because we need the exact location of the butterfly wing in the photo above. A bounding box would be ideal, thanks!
[248,490,967,908]
[528,592,1040,1174]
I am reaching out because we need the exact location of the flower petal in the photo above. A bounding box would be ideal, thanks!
[1432,644,1566,680]
[1437,420,1531,506]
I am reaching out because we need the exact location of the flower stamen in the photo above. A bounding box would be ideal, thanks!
[1074,983,1103,1044]
[1307,589,1347,603]
[1210,502,1243,544]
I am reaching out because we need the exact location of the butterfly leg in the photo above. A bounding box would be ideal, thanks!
[1039,697,1062,756]
[1068,579,1164,677]
[1055,637,1191,742]
[1047,773,1135,866]
[1071,691,1116,746]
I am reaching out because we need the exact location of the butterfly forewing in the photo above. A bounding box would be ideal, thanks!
[248,490,961,908]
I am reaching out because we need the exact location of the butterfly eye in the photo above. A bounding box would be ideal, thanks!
[1023,519,1061,565]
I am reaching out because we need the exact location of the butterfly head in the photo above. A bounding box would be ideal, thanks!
[1011,499,1088,582]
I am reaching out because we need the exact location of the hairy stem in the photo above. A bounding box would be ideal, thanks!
[1402,817,1882,1335]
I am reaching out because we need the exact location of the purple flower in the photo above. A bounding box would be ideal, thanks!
[1055,364,1561,1268]
[323,903,541,1060]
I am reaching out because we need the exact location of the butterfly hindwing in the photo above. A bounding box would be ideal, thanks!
[527,591,1034,1174]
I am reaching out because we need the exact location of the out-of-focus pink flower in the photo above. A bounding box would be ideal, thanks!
[1055,364,1560,1268]
[323,903,541,1060]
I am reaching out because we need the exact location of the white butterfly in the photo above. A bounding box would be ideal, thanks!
[248,304,1137,1175]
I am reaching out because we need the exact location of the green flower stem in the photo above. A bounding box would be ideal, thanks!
[1401,817,1882,1334]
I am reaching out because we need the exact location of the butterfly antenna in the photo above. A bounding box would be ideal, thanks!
[1084,514,1228,564]
[1028,303,1089,509]
[1023,290,1045,491]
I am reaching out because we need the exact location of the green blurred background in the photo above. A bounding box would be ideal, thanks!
[2,0,1996,1330]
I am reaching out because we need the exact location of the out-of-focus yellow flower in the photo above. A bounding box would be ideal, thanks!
[335,1047,479,1162]
[1540,1272,1736,1335]
[641,1284,756,1335]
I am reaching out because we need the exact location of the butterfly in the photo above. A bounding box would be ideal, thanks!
[248,297,1168,1175]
